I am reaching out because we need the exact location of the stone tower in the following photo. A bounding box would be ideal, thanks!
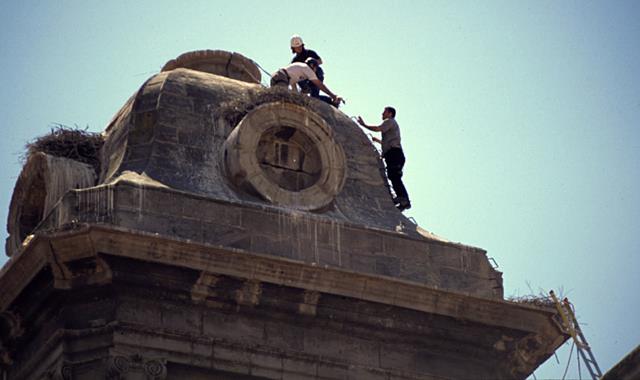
[0,50,566,379]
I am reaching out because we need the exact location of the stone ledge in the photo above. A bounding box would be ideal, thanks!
[3,224,558,335]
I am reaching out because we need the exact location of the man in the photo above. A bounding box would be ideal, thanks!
[357,107,411,211]
[270,58,342,107]
[289,35,324,98]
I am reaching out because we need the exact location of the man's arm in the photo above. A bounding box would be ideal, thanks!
[311,79,338,101]
[356,116,382,132]
[309,50,323,65]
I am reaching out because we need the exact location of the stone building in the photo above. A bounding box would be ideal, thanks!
[0,50,567,379]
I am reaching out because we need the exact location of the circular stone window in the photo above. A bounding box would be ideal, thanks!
[224,102,346,211]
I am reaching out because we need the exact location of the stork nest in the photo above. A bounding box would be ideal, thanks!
[506,294,555,308]
[219,87,313,127]
[24,124,103,173]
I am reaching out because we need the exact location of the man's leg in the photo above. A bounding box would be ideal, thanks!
[310,66,324,97]
[384,148,410,210]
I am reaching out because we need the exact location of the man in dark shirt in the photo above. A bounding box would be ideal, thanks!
[357,107,411,211]
[290,35,324,98]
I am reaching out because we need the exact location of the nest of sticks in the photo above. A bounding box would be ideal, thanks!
[506,294,556,308]
[24,124,104,173]
[219,86,313,126]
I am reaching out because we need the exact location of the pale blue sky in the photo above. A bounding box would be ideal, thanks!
[1,1,639,378]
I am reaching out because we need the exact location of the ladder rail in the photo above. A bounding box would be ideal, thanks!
[562,298,603,377]
[549,290,603,380]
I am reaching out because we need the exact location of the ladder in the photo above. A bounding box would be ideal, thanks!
[549,290,603,379]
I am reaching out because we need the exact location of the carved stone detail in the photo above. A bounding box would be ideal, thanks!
[50,254,113,290]
[44,362,73,380]
[235,280,262,306]
[0,311,24,341]
[0,311,24,367]
[0,343,12,366]
[299,290,321,316]
[106,354,166,380]
[191,272,220,304]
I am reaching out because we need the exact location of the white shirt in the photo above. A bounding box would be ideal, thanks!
[283,62,318,86]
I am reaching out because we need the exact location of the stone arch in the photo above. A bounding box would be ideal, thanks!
[223,102,346,211]
[161,50,261,84]
[6,153,96,256]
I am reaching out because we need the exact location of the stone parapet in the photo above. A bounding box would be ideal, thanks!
[34,181,502,299]
[0,225,565,379]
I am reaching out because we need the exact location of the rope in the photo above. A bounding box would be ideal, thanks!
[562,341,575,380]
[577,349,582,379]
[254,61,273,79]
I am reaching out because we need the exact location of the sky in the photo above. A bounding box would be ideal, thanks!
[1,1,639,378]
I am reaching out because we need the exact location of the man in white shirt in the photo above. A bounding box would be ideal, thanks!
[271,58,342,106]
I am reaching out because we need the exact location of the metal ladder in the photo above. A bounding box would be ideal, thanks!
[550,290,603,379]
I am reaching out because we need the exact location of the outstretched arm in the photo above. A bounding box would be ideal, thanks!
[356,116,382,132]
[311,79,338,102]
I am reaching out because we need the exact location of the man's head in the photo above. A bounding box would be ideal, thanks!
[383,106,396,119]
[291,35,304,54]
[305,57,319,71]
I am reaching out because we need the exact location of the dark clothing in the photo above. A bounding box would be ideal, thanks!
[291,49,321,64]
[383,147,409,201]
[292,48,324,98]
[270,69,290,87]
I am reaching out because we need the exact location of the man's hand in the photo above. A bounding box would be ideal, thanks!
[356,116,365,126]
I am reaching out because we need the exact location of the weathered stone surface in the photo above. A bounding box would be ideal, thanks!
[0,227,566,379]
[0,50,566,379]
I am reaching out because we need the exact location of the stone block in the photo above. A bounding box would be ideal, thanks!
[157,107,202,127]
[124,143,153,162]
[182,197,242,226]
[380,345,416,372]
[158,92,194,112]
[283,358,317,380]
[462,250,493,277]
[264,321,304,352]
[316,362,349,380]
[316,245,348,268]
[212,344,251,374]
[350,254,377,274]
[251,234,295,260]
[116,330,193,355]
[382,235,429,260]
[161,303,203,335]
[240,209,283,237]
[133,93,159,113]
[178,128,214,149]
[155,124,178,143]
[398,256,434,284]
[201,224,248,249]
[374,256,401,277]
[190,340,214,360]
[340,227,383,256]
[202,312,264,344]
[428,244,463,270]
[161,78,188,96]
[116,298,162,327]
[250,351,283,377]
[348,366,389,380]
[114,209,204,243]
[303,329,380,368]
[439,267,494,296]
[139,188,185,216]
